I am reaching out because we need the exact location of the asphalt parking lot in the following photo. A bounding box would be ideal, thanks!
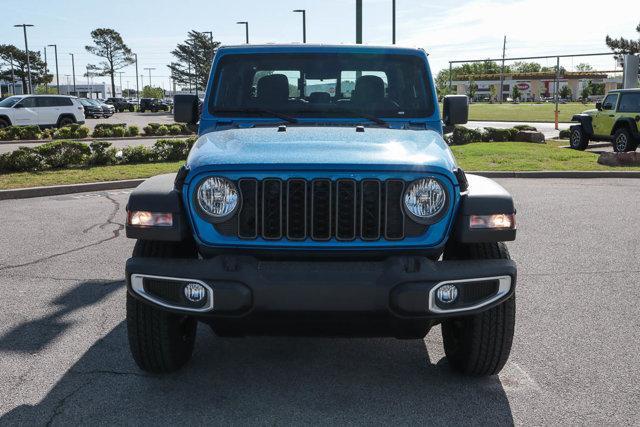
[0,178,638,425]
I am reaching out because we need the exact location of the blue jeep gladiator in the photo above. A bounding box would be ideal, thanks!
[125,44,517,376]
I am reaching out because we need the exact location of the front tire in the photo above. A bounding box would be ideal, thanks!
[127,240,199,373]
[441,242,516,376]
[569,126,589,150]
[0,118,9,128]
[612,128,637,152]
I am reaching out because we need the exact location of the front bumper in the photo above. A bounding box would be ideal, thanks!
[126,255,516,321]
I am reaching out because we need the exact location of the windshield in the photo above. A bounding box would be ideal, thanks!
[210,53,433,119]
[0,96,24,108]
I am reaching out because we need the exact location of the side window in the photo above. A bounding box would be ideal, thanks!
[36,97,57,107]
[18,97,36,108]
[340,71,388,98]
[602,94,618,110]
[618,93,640,113]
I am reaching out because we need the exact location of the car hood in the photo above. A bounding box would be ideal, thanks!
[581,109,598,116]
[186,126,457,174]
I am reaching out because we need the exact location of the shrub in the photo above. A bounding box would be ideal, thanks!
[35,140,91,169]
[111,126,127,137]
[142,125,155,136]
[450,126,484,145]
[18,125,43,140]
[53,124,90,140]
[513,125,537,132]
[185,136,197,151]
[156,125,169,136]
[482,127,517,142]
[559,129,571,139]
[0,147,44,172]
[127,125,139,136]
[153,139,189,162]
[168,124,182,135]
[89,141,117,166]
[121,145,154,164]
[94,123,127,130]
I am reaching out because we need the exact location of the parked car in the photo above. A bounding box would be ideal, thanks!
[139,98,169,113]
[125,44,518,377]
[78,98,104,119]
[570,88,640,152]
[93,99,115,118]
[0,95,85,128]
[105,97,136,112]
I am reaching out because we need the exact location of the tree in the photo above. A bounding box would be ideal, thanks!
[0,44,52,93]
[581,85,590,102]
[141,85,164,99]
[85,28,135,98]
[511,85,520,101]
[513,61,542,73]
[35,85,58,94]
[467,78,478,99]
[575,63,594,72]
[168,31,220,91]
[606,22,640,56]
[489,84,497,103]
[122,89,137,97]
[559,85,572,100]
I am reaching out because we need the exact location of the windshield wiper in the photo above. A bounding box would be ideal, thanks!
[323,107,389,127]
[212,108,298,124]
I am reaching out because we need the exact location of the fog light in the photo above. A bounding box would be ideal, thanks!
[436,284,459,304]
[183,283,206,303]
[469,213,515,229]
[128,211,173,227]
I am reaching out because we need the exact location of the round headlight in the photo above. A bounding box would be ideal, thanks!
[196,177,239,220]
[403,178,447,223]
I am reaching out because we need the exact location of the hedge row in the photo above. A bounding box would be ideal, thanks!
[445,125,539,145]
[0,137,197,173]
[143,122,193,136]
[0,122,195,141]
[92,123,140,138]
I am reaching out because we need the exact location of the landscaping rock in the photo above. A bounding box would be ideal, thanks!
[515,131,545,144]
[597,151,640,167]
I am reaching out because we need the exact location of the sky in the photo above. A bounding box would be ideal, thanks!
[1,0,638,90]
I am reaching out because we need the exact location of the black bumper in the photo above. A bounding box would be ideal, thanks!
[126,255,516,321]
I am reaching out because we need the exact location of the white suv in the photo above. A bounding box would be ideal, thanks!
[0,95,86,128]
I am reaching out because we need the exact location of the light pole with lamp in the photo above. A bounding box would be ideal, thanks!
[293,10,306,43]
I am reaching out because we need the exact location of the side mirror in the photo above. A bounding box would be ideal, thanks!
[174,94,199,124]
[442,95,469,133]
[595,102,602,111]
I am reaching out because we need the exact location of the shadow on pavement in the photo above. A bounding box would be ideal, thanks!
[2,312,514,424]
[0,280,123,354]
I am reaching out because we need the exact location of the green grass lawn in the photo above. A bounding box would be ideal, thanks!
[1,141,637,191]
[438,102,594,123]
[452,141,640,171]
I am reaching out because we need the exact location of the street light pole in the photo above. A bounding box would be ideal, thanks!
[44,46,48,92]
[237,21,249,44]
[14,24,34,94]
[117,71,124,97]
[356,0,362,44]
[144,67,155,87]
[9,53,16,95]
[48,44,60,94]
[392,0,396,44]
[69,53,76,96]
[293,10,306,43]
[134,53,140,98]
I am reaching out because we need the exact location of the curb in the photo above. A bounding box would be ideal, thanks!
[0,135,192,145]
[1,171,639,201]
[0,179,144,200]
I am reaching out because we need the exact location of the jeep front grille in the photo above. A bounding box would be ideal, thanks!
[214,178,427,241]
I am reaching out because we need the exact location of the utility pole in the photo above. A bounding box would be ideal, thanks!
[9,53,16,95]
[356,0,362,44]
[144,68,155,87]
[44,46,48,92]
[554,56,560,130]
[86,66,92,98]
[69,53,76,96]
[140,74,145,91]
[134,53,140,98]
[48,44,60,94]
[117,71,124,97]
[237,21,249,44]
[392,0,396,44]
[499,35,506,103]
[14,24,34,94]
[293,10,306,43]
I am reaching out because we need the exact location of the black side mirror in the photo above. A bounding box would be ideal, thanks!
[442,95,469,133]
[174,94,199,124]
[595,102,602,111]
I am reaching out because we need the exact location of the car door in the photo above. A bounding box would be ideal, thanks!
[616,92,640,123]
[593,93,618,137]
[37,97,60,125]
[12,96,38,125]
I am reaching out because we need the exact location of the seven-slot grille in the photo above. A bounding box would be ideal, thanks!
[215,178,428,241]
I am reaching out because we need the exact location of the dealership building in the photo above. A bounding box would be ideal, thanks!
[451,71,623,101]
[0,81,121,99]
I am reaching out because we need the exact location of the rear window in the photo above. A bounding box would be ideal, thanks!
[618,93,640,113]
[210,53,433,118]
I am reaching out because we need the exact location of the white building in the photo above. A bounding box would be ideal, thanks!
[58,83,122,99]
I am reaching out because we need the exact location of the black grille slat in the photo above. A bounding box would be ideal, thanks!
[360,180,381,240]
[287,179,307,240]
[238,179,258,239]
[336,180,357,240]
[384,180,405,240]
[262,179,282,239]
[311,179,332,240]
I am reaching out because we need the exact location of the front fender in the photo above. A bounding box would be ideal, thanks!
[571,114,594,136]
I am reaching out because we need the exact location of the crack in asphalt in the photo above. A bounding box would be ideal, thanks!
[45,380,92,427]
[0,195,125,272]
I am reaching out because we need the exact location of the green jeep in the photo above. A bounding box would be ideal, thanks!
[570,88,640,152]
